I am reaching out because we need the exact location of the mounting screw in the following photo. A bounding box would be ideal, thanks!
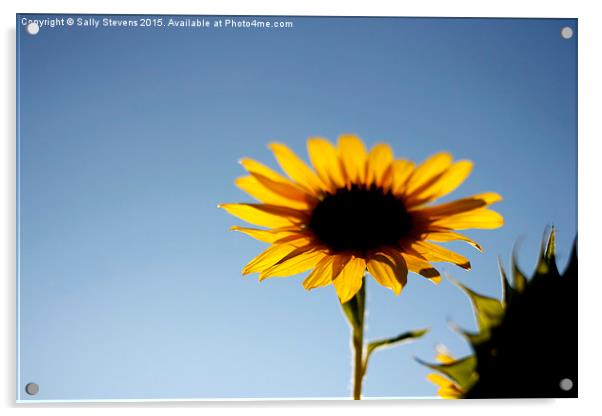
[559,378,573,391]
[560,26,574,39]
[26,22,40,36]
[25,382,39,396]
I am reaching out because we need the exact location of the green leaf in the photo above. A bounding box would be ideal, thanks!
[450,278,504,332]
[540,226,559,276]
[498,257,514,306]
[366,328,428,357]
[418,356,478,390]
[340,277,365,331]
[511,249,527,293]
[545,226,556,263]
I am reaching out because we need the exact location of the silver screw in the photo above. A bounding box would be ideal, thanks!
[26,22,40,36]
[559,378,573,391]
[561,26,574,40]
[25,382,39,395]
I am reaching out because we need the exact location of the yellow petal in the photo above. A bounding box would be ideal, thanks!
[307,137,345,191]
[366,249,408,295]
[401,253,441,283]
[235,176,310,210]
[429,208,504,230]
[260,247,326,280]
[268,143,325,194]
[438,386,463,399]
[412,192,502,218]
[251,172,316,203]
[424,231,483,251]
[239,157,292,184]
[405,152,453,196]
[366,143,394,187]
[391,160,415,194]
[432,160,473,199]
[272,233,313,247]
[219,203,306,228]
[242,243,298,275]
[426,374,463,399]
[337,134,367,184]
[436,352,456,364]
[303,253,350,290]
[303,255,334,289]
[231,226,299,243]
[408,160,473,205]
[427,373,454,388]
[333,256,367,303]
[411,241,471,270]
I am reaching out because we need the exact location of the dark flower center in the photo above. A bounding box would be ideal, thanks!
[308,184,413,253]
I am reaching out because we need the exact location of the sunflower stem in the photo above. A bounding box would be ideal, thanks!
[341,276,366,400]
[352,319,364,400]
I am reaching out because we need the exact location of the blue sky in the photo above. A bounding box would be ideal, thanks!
[17,15,577,401]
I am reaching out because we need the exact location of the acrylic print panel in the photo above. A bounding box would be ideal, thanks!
[16,14,577,401]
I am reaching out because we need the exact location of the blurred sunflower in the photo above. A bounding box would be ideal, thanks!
[220,135,503,303]
[421,229,578,399]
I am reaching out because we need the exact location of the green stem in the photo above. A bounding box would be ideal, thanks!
[341,277,366,400]
[352,318,364,400]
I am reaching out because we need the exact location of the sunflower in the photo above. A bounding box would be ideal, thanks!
[220,134,503,303]
[422,229,578,399]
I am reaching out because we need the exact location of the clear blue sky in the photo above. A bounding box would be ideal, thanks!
[17,15,577,401]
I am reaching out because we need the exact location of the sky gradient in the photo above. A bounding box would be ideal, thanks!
[17,15,577,401]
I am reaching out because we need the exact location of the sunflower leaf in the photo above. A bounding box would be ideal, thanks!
[417,356,478,390]
[366,328,428,357]
[340,277,365,331]
[450,278,504,333]
[498,258,514,305]
[539,227,559,276]
[511,249,527,293]
[545,227,556,263]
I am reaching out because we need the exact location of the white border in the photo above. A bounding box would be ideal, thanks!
[3,1,601,415]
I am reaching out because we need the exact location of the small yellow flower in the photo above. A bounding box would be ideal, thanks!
[220,135,503,303]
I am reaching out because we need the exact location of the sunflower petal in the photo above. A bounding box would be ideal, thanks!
[239,157,292,184]
[333,256,367,303]
[424,231,483,251]
[432,160,473,199]
[235,176,310,210]
[219,203,306,228]
[427,374,463,399]
[405,152,453,195]
[303,253,351,289]
[436,352,456,365]
[401,253,442,283]
[409,161,473,205]
[366,143,394,187]
[307,137,345,191]
[413,192,502,218]
[272,233,313,247]
[251,172,316,203]
[303,255,334,289]
[260,247,327,280]
[429,208,504,230]
[411,241,471,270]
[338,134,367,184]
[391,160,415,194]
[367,249,408,295]
[268,143,325,194]
[427,373,454,388]
[242,243,298,275]
[231,226,299,243]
